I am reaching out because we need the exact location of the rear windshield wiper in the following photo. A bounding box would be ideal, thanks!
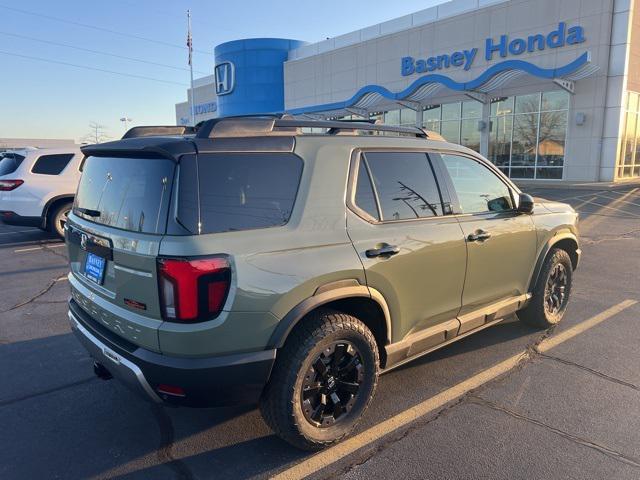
[76,207,101,218]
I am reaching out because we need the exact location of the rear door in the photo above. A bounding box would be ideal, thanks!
[435,153,537,332]
[346,150,467,350]
[67,155,177,352]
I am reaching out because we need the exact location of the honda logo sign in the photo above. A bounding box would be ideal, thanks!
[214,62,235,96]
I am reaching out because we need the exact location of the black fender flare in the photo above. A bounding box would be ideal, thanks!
[41,194,75,228]
[528,232,580,292]
[266,280,392,349]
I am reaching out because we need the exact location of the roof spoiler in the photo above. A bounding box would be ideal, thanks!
[122,126,196,139]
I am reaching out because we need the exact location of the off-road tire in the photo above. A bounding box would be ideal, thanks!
[518,248,573,328]
[49,201,73,239]
[260,309,379,451]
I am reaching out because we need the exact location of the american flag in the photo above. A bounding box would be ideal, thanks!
[187,10,193,66]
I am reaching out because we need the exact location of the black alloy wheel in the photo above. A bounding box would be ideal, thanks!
[301,341,364,428]
[544,263,568,316]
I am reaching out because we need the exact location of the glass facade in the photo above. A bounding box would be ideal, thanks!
[357,90,571,181]
[422,101,482,152]
[618,91,640,179]
[489,91,568,180]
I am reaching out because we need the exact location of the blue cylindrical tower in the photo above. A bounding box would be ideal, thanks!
[213,38,306,117]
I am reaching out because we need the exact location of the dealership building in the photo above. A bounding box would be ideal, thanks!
[176,0,640,183]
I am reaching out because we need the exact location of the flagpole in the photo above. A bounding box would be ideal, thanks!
[187,9,195,127]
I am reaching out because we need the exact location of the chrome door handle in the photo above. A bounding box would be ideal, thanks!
[365,245,400,258]
[467,230,491,242]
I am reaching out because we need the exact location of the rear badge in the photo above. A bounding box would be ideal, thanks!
[124,298,147,311]
[102,346,121,365]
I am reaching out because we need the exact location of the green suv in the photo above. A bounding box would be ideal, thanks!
[66,117,580,450]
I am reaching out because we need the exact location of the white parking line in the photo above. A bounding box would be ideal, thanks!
[14,244,66,253]
[597,192,640,208]
[271,299,638,480]
[0,229,42,236]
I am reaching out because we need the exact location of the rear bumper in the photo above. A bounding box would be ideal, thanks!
[0,211,42,228]
[68,300,276,407]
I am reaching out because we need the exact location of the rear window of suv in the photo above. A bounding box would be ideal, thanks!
[179,153,303,234]
[0,154,25,176]
[74,156,175,234]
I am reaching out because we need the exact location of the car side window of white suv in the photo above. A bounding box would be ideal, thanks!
[31,154,75,175]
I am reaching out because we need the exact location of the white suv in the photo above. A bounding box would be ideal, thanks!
[0,148,83,237]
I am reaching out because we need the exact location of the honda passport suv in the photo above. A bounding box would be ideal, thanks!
[66,117,580,450]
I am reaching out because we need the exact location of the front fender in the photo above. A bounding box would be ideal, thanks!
[527,230,580,292]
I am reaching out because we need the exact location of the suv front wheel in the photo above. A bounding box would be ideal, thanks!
[260,309,379,450]
[518,248,573,328]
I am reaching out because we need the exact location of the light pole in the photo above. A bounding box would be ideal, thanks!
[120,117,132,131]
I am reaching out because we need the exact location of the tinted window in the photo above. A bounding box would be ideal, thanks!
[354,161,379,220]
[441,154,513,214]
[75,156,175,234]
[0,155,24,176]
[31,154,75,175]
[196,153,302,234]
[363,152,443,221]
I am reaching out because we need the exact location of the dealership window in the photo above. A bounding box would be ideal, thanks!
[617,91,640,179]
[382,109,418,127]
[420,101,482,152]
[489,91,568,180]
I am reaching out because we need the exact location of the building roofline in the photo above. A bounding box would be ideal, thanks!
[287,0,509,62]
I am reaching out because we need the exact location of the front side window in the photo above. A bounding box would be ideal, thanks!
[441,154,513,214]
[31,154,75,175]
[362,152,443,221]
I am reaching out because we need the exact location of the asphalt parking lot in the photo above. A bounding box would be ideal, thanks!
[1,185,639,480]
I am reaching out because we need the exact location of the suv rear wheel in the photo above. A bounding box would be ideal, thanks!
[49,201,73,239]
[518,248,573,328]
[260,309,379,450]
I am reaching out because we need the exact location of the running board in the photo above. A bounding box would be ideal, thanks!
[382,293,531,373]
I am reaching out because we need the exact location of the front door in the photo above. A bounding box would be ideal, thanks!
[436,153,537,332]
[346,151,467,351]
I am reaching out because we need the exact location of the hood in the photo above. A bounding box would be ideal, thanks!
[533,196,576,214]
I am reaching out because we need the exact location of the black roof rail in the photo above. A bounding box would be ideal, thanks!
[195,116,430,139]
[122,125,196,139]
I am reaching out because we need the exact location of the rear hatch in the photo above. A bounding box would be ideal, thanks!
[67,154,177,352]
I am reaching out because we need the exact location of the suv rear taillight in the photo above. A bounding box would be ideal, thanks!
[0,179,23,191]
[157,256,231,322]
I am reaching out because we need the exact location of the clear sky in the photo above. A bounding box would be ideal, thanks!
[0,0,444,142]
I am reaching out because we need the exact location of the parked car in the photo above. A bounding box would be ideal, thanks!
[0,147,83,237]
[65,118,580,450]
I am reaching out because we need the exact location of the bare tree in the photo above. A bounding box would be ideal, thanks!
[82,122,111,144]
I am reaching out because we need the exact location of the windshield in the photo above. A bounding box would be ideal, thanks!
[74,156,175,234]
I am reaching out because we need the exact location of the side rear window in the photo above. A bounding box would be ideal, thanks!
[193,153,303,234]
[362,152,443,221]
[32,154,75,175]
[354,161,380,220]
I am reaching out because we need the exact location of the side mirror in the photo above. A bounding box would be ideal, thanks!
[517,193,534,214]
